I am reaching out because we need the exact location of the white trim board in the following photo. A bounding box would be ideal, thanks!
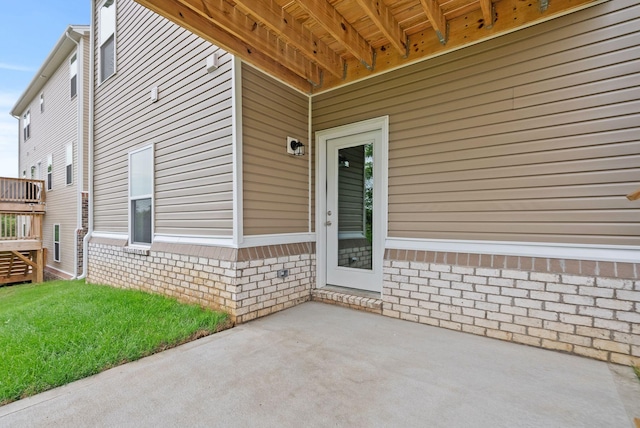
[154,234,235,248]
[386,237,640,263]
[91,232,314,249]
[241,233,316,248]
[232,55,244,247]
[91,231,129,241]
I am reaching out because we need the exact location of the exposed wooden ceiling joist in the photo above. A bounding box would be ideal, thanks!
[135,0,601,95]
[479,0,495,29]
[184,0,322,85]
[418,0,448,44]
[136,0,312,92]
[233,0,345,78]
[354,0,407,56]
[296,0,375,69]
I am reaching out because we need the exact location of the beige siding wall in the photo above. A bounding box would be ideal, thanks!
[313,0,640,247]
[18,48,80,275]
[242,64,310,235]
[93,0,234,236]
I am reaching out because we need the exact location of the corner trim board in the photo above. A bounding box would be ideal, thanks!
[232,55,244,246]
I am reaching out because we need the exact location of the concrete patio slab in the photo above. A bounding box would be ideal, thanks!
[1,302,638,427]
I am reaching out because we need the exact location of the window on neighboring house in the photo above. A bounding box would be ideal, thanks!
[129,146,153,245]
[47,155,52,190]
[23,110,30,141]
[53,224,61,262]
[40,93,44,113]
[70,54,78,98]
[66,144,73,185]
[30,165,36,179]
[99,0,116,83]
[22,170,26,178]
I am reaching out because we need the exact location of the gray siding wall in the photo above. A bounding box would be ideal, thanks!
[313,0,640,247]
[242,64,310,235]
[93,0,234,237]
[18,49,80,275]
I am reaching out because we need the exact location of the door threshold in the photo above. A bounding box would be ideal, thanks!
[311,285,383,314]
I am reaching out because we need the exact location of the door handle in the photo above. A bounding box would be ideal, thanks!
[325,221,332,226]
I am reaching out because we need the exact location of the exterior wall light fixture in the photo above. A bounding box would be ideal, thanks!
[287,137,305,156]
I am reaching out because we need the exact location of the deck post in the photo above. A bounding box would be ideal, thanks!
[35,249,44,283]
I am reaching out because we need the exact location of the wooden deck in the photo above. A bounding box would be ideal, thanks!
[0,177,46,285]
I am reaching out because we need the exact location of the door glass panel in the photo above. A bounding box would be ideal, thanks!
[337,143,373,270]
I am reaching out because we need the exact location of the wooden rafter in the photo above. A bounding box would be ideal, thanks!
[136,0,600,94]
[354,0,407,56]
[479,0,494,29]
[136,0,312,92]
[233,0,344,79]
[185,0,322,85]
[418,0,448,44]
[296,0,375,70]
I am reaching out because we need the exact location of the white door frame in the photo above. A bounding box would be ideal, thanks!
[315,116,389,292]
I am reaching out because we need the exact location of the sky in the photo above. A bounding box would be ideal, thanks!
[0,1,90,177]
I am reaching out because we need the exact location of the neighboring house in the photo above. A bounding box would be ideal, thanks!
[86,0,640,366]
[11,25,91,280]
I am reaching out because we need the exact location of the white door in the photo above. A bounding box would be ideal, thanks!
[321,119,387,293]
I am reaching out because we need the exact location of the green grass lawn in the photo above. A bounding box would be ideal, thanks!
[0,280,229,405]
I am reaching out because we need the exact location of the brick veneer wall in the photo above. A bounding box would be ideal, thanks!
[338,238,372,269]
[76,192,89,275]
[87,238,315,324]
[383,249,640,366]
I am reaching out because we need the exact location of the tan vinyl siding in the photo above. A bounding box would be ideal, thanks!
[93,0,234,236]
[18,51,79,275]
[313,0,640,246]
[242,64,310,235]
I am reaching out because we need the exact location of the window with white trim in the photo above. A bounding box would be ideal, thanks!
[65,144,73,185]
[99,0,116,83]
[53,224,61,262]
[30,165,36,179]
[40,93,44,113]
[70,54,78,98]
[47,154,53,190]
[23,110,30,141]
[129,146,153,245]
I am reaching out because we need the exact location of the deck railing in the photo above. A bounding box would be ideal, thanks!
[0,212,43,241]
[0,177,45,204]
[0,177,46,284]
